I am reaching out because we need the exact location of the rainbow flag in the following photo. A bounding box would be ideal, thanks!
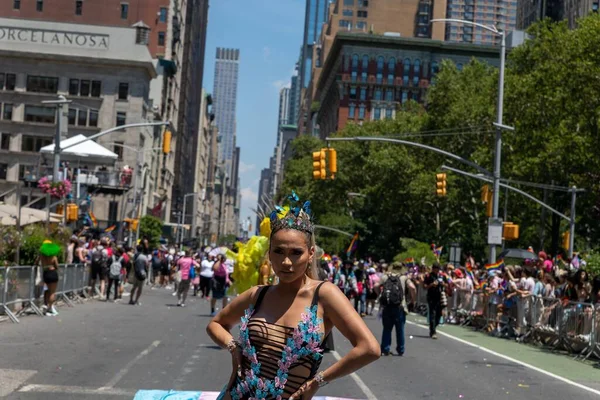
[433,246,443,258]
[485,259,505,272]
[105,225,116,233]
[346,232,359,258]
[405,257,415,268]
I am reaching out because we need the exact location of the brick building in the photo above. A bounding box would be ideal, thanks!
[314,32,500,138]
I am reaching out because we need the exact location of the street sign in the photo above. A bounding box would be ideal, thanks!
[488,218,503,245]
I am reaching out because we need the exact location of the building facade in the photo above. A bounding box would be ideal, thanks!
[278,87,291,127]
[0,18,155,227]
[213,47,240,177]
[516,0,598,30]
[444,0,517,45]
[314,33,500,138]
[299,0,331,90]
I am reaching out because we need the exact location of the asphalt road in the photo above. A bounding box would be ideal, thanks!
[0,286,599,400]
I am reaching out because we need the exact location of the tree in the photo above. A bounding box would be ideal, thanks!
[139,215,163,249]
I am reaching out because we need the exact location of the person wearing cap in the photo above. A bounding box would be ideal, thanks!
[378,262,408,356]
[423,262,447,339]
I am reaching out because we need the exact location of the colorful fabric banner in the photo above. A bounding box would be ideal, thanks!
[405,257,414,268]
[105,225,116,233]
[133,391,363,400]
[346,232,359,258]
[485,259,505,272]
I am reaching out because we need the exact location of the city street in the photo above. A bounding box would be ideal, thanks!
[0,288,599,400]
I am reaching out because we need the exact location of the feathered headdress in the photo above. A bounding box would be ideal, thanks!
[270,190,314,234]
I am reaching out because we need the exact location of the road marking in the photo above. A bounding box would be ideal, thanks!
[20,384,136,396]
[0,368,37,398]
[406,320,600,397]
[100,340,160,389]
[331,351,378,400]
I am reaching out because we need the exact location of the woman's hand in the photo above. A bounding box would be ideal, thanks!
[289,378,319,400]
[231,346,243,378]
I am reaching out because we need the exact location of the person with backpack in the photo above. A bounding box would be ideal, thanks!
[90,241,108,298]
[378,262,408,356]
[423,262,448,339]
[106,248,124,301]
[129,245,148,305]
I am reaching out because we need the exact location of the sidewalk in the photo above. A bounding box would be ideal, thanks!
[406,313,600,390]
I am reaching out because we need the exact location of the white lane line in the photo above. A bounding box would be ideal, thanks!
[20,384,136,396]
[406,320,600,397]
[100,340,161,389]
[0,368,37,398]
[331,351,378,400]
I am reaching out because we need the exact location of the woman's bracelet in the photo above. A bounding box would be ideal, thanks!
[314,371,329,388]
[226,338,239,354]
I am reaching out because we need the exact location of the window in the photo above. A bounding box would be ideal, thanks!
[358,0,369,6]
[0,163,6,180]
[362,55,369,69]
[356,21,367,30]
[75,0,82,15]
[1,133,10,150]
[361,72,367,82]
[25,106,55,123]
[69,79,79,95]
[159,7,168,22]
[349,87,357,100]
[339,20,352,29]
[358,105,365,120]
[357,10,368,18]
[2,104,13,121]
[1,73,16,91]
[344,0,354,5]
[385,90,393,101]
[343,9,353,17]
[36,0,43,12]
[385,108,393,119]
[374,89,383,100]
[116,111,126,127]
[21,136,51,152]
[413,59,421,86]
[388,57,396,73]
[348,105,356,119]
[13,0,20,10]
[374,107,381,120]
[351,71,357,82]
[91,80,101,97]
[121,3,129,19]
[80,80,90,97]
[27,75,58,93]
[78,109,87,126]
[89,110,98,127]
[351,54,359,69]
[158,31,166,46]
[431,61,439,80]
[401,91,408,103]
[456,63,463,71]
[360,88,366,101]
[68,108,77,125]
[114,142,124,160]
[118,82,129,100]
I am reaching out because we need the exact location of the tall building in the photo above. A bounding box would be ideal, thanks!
[171,0,209,228]
[288,72,301,129]
[516,0,597,30]
[278,87,291,127]
[299,0,331,90]
[444,0,517,45]
[314,32,500,138]
[213,48,240,177]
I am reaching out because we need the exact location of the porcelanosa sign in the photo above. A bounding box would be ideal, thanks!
[0,27,109,49]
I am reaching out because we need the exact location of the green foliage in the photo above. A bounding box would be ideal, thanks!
[279,15,600,261]
[393,238,439,266]
[584,251,600,277]
[139,215,163,249]
[219,234,238,247]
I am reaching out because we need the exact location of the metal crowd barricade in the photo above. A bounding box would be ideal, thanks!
[558,301,596,359]
[2,266,43,323]
[530,297,562,347]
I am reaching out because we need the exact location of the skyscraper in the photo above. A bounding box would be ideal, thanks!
[288,72,301,127]
[278,87,291,127]
[299,0,330,89]
[213,48,241,176]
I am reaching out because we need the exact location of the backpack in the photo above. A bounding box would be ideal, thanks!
[380,275,403,307]
[109,256,122,280]
[91,250,105,268]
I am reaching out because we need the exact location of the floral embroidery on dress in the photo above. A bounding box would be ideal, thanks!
[230,304,324,400]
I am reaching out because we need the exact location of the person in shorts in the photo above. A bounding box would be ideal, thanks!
[90,241,108,298]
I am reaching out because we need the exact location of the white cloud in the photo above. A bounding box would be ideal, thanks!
[239,161,256,174]
[271,80,290,91]
[241,187,258,204]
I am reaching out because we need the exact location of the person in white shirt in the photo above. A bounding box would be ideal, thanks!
[199,255,215,299]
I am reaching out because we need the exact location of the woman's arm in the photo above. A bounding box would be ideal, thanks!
[206,286,260,348]
[291,282,379,399]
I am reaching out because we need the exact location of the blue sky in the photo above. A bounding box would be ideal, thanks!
[203,0,305,230]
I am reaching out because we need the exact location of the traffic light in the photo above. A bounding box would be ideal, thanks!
[312,149,326,180]
[481,185,493,217]
[503,222,519,241]
[328,148,337,179]
[131,219,139,231]
[163,129,172,154]
[436,173,447,197]
[67,204,79,222]
[562,231,570,250]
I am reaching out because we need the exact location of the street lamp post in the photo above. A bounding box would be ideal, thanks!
[431,19,510,262]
